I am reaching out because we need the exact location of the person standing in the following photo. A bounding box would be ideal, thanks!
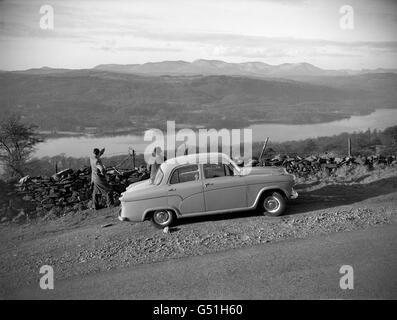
[147,147,165,183]
[90,148,114,210]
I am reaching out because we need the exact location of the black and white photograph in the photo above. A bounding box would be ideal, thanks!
[0,0,396,304]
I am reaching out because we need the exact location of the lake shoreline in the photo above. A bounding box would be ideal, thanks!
[33,108,397,158]
[38,108,381,140]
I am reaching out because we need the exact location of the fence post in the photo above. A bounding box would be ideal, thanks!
[259,137,269,164]
[348,137,352,157]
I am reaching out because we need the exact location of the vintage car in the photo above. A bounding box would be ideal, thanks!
[118,153,298,228]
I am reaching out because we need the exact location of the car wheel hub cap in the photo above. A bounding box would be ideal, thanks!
[264,197,280,212]
[154,210,170,224]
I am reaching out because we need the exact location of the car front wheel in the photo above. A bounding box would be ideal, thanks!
[260,192,286,216]
[151,209,175,228]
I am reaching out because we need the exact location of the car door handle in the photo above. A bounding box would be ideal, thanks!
[205,182,214,187]
[168,188,176,191]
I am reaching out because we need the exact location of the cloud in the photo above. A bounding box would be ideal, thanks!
[97,45,182,53]
[1,0,397,69]
[136,30,397,49]
[211,45,362,59]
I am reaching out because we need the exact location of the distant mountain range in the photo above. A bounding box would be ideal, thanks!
[93,59,397,78]
[6,59,396,79]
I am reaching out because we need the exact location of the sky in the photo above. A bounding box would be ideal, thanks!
[0,0,396,70]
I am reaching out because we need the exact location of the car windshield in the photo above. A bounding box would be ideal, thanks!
[227,158,242,175]
[153,168,164,185]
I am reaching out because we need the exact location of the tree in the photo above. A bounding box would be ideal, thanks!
[0,114,43,178]
[383,126,397,144]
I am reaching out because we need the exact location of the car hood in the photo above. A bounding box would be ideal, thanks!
[240,166,286,176]
[122,180,166,201]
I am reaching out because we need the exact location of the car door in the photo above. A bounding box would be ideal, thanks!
[167,164,205,215]
[202,163,247,212]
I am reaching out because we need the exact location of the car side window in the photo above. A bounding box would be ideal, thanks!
[203,163,229,179]
[170,165,199,184]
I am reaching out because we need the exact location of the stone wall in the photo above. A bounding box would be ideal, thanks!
[0,166,149,223]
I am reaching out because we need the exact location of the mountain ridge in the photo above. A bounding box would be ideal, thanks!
[93,59,397,78]
[6,60,396,80]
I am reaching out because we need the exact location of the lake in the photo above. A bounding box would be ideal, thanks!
[34,108,397,158]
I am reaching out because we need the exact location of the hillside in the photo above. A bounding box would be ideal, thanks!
[0,69,387,134]
[290,73,397,104]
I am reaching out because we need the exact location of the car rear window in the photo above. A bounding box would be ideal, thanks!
[170,165,199,184]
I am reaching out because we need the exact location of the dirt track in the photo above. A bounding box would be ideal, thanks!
[1,170,397,298]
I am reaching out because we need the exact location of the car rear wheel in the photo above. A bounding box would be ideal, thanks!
[260,192,286,216]
[151,209,175,228]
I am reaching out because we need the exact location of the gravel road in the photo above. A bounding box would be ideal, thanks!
[8,224,397,299]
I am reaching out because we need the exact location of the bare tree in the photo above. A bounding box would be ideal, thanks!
[0,114,43,178]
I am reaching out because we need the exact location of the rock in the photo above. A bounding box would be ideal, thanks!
[51,168,74,182]
[18,176,31,185]
[87,200,93,209]
[48,207,62,216]
[43,212,57,221]
[12,210,26,223]
[163,226,170,234]
[35,207,47,217]
[22,195,33,201]
[42,203,54,210]
[101,223,113,228]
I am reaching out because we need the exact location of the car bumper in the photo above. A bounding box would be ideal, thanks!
[290,188,299,199]
[118,205,129,221]
[118,200,146,222]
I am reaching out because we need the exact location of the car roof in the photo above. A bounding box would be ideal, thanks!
[160,152,232,175]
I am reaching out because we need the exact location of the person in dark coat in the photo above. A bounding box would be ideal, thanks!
[90,148,114,210]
